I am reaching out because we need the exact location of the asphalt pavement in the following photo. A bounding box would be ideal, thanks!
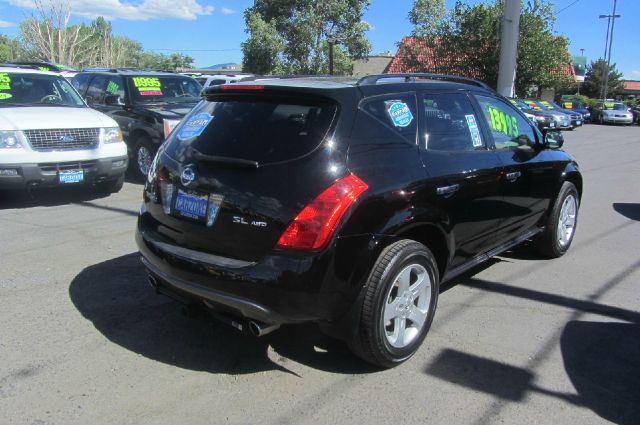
[1,124,639,425]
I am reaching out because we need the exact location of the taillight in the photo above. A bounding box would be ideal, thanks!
[276,175,368,251]
[220,84,265,91]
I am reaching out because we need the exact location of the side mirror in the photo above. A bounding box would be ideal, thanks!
[104,94,125,106]
[544,131,564,149]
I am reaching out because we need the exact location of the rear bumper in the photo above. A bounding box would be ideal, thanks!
[0,156,128,189]
[135,224,374,325]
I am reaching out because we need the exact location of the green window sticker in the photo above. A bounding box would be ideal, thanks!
[106,81,120,94]
[487,106,519,138]
[132,77,163,96]
[0,73,12,99]
[38,66,50,71]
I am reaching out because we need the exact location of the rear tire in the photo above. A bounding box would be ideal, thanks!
[348,240,439,368]
[533,182,579,258]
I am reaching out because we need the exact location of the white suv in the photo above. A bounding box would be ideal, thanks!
[0,67,128,192]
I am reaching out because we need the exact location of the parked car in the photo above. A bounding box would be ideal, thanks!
[538,100,583,129]
[509,98,557,131]
[194,74,254,88]
[8,61,78,80]
[631,105,640,125]
[524,100,576,130]
[72,69,203,179]
[591,101,634,125]
[136,73,582,368]
[0,66,127,192]
[559,99,591,123]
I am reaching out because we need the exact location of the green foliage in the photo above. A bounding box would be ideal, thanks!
[0,34,22,62]
[406,0,574,95]
[241,0,372,75]
[409,0,445,37]
[580,58,624,99]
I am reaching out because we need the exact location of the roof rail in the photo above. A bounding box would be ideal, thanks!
[357,73,493,91]
[81,67,117,72]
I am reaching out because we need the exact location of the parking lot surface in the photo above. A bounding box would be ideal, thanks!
[1,124,639,425]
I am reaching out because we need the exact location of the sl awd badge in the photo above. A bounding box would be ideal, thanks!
[233,216,267,228]
[181,167,196,186]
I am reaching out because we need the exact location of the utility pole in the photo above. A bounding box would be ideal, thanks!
[580,48,585,56]
[328,41,334,75]
[497,0,521,97]
[599,1,620,101]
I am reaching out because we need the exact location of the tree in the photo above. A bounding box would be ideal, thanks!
[0,35,22,62]
[581,59,624,99]
[241,0,372,75]
[405,0,574,95]
[409,0,445,37]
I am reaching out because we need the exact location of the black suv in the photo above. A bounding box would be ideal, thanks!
[136,74,582,367]
[71,69,202,179]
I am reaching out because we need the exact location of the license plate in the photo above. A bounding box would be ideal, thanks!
[174,189,208,220]
[576,120,582,125]
[549,122,555,128]
[59,170,84,184]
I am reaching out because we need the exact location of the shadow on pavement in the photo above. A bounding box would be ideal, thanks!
[613,203,640,221]
[0,186,111,210]
[561,321,640,425]
[69,253,375,376]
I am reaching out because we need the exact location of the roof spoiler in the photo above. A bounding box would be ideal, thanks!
[357,73,493,91]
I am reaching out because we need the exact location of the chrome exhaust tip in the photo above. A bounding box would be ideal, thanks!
[248,320,280,337]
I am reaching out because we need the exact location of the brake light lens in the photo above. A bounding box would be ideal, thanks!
[276,175,368,251]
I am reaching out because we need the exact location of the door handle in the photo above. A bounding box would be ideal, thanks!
[506,171,521,182]
[437,184,460,196]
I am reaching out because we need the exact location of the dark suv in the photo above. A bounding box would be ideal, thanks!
[71,69,202,179]
[136,74,582,367]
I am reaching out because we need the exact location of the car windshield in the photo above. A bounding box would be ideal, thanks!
[509,99,533,110]
[538,100,560,110]
[127,76,202,104]
[0,72,85,107]
[602,103,627,111]
[523,100,544,110]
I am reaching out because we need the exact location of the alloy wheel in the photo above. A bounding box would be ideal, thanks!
[557,194,577,247]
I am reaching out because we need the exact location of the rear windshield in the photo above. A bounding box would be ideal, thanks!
[164,96,337,164]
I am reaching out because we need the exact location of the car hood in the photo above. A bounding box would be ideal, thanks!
[0,106,117,131]
[135,102,199,120]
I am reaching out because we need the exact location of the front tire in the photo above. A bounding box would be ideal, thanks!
[132,137,155,182]
[533,182,579,258]
[349,240,439,368]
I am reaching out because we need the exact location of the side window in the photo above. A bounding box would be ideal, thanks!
[420,92,484,151]
[86,75,108,104]
[360,94,418,144]
[71,73,90,95]
[475,95,536,151]
[105,76,125,100]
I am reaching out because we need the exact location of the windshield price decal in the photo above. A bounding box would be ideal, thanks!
[523,100,540,110]
[563,102,573,109]
[604,103,614,109]
[132,77,163,96]
[487,106,519,138]
[0,73,12,100]
[540,101,554,109]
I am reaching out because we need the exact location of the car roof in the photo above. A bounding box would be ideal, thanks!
[77,69,187,76]
[0,66,62,76]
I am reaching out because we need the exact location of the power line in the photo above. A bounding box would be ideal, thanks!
[556,0,582,15]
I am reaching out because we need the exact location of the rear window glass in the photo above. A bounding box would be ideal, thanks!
[164,96,337,164]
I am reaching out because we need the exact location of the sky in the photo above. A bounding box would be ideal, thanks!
[0,0,638,79]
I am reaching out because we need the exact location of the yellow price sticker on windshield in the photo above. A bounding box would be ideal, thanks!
[132,77,163,96]
[563,102,573,109]
[0,72,10,91]
[604,103,614,109]
[487,106,519,138]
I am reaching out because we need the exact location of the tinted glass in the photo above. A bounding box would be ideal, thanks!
[127,76,201,104]
[420,92,484,151]
[0,72,84,107]
[164,96,337,164]
[86,75,108,104]
[475,95,536,151]
[105,76,125,100]
[360,94,418,144]
[71,73,90,95]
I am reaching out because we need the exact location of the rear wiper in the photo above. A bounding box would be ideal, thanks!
[192,149,259,169]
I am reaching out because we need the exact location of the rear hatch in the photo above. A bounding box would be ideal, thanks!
[145,90,343,262]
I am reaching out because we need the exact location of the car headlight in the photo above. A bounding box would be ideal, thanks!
[163,119,181,139]
[534,116,546,122]
[0,130,24,149]
[100,127,123,144]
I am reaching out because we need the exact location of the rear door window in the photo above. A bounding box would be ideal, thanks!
[164,96,337,164]
[357,94,418,144]
[419,92,484,151]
